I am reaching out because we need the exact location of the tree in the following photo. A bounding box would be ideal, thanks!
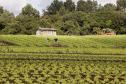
[47,0,64,15]
[39,18,52,28]
[14,4,40,35]
[2,21,21,34]
[117,0,126,11]
[0,10,15,34]
[64,0,75,11]
[61,20,80,35]
[100,3,116,11]
[16,15,39,35]
[77,0,98,12]
[57,6,68,16]
[0,6,4,14]
[87,0,98,12]
[77,0,86,11]
[21,4,39,18]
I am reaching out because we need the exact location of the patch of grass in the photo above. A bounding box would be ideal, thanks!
[0,35,126,48]
[1,35,126,55]
[1,46,126,55]
[0,41,18,46]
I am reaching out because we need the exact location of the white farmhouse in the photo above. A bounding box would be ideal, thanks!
[36,27,57,36]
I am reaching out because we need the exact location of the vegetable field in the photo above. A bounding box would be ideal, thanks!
[0,60,126,83]
[0,35,126,83]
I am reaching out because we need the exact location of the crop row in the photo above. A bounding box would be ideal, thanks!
[0,53,126,61]
[1,46,126,55]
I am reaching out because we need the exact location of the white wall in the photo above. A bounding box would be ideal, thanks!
[36,30,56,36]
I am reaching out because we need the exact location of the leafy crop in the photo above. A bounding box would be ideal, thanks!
[0,54,126,61]
[0,60,125,83]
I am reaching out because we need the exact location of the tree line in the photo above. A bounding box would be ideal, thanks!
[0,0,126,35]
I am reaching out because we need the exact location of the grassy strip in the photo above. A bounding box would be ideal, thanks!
[1,46,126,55]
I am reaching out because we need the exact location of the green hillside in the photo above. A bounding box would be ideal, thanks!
[0,35,126,48]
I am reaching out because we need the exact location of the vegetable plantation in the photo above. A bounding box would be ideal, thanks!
[0,35,126,83]
[0,60,126,84]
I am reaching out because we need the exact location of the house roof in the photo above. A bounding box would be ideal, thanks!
[38,27,57,31]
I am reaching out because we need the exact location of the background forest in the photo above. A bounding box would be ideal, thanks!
[0,0,126,35]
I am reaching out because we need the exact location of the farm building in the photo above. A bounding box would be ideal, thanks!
[101,28,116,35]
[36,27,57,36]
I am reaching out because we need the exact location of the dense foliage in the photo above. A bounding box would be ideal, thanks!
[0,0,126,35]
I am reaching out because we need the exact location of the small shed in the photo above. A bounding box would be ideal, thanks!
[102,28,116,35]
[36,27,57,36]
